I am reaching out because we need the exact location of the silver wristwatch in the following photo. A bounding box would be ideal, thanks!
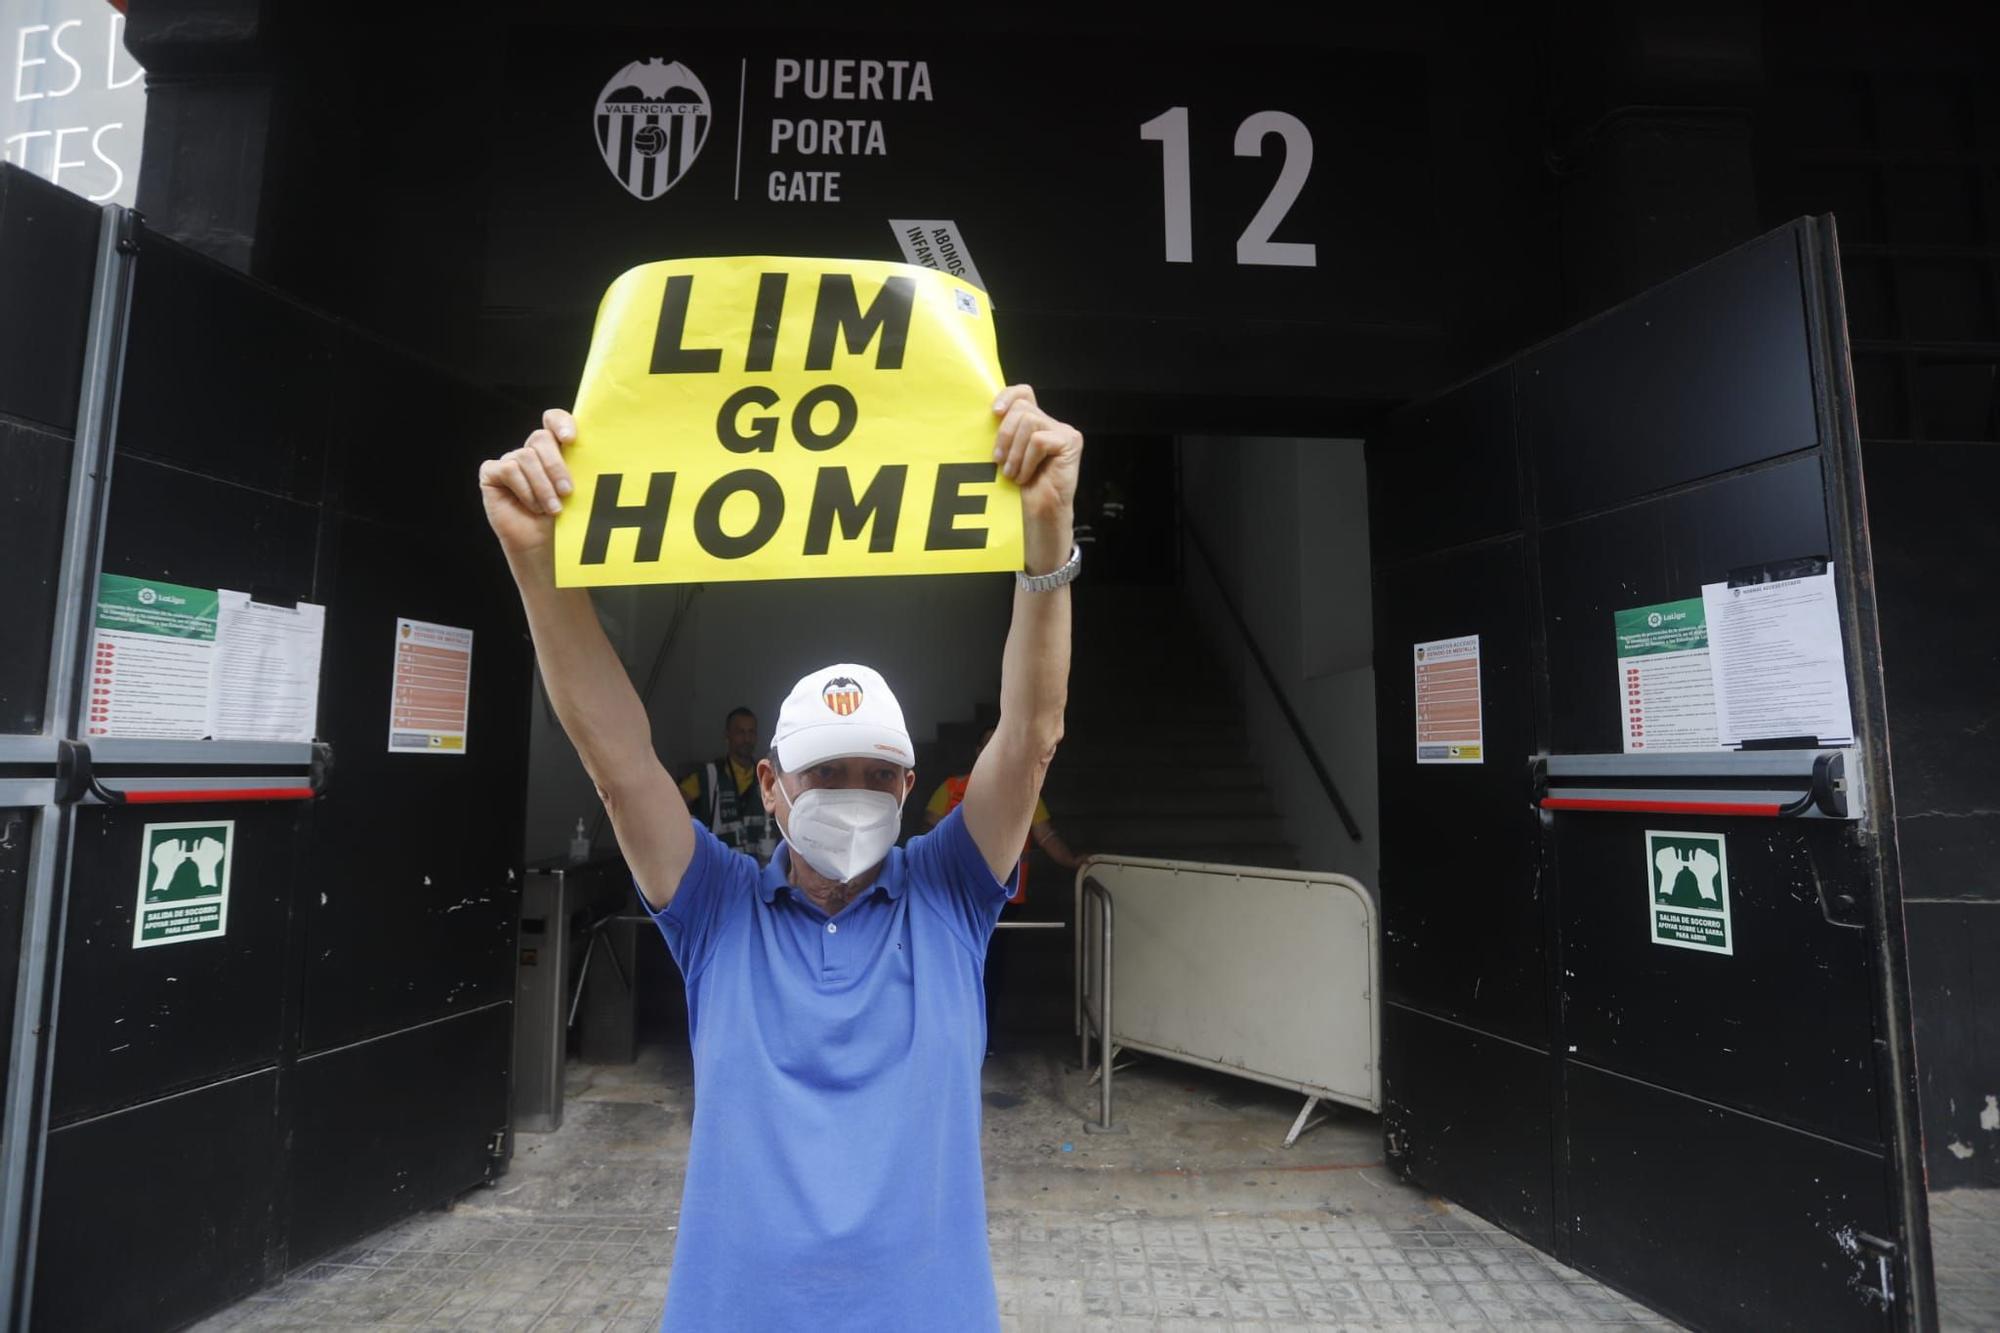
[1016,544,1082,593]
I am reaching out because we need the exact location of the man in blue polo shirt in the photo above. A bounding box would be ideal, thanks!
[478,384,1082,1330]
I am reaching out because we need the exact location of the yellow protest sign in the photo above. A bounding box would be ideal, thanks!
[554,256,1021,587]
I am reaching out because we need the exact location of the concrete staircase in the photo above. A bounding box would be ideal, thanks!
[915,583,1302,1039]
[1052,583,1301,871]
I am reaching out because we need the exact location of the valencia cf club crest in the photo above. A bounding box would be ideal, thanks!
[822,677,864,716]
[594,58,712,201]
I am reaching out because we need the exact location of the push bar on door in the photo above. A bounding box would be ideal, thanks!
[76,738,332,806]
[1532,749,1862,821]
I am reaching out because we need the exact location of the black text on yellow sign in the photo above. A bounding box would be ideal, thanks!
[555,257,1020,587]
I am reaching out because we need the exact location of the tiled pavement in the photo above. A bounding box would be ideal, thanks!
[187,1041,1996,1331]
[191,1203,1670,1332]
[191,1212,670,1331]
[986,1209,1667,1329]
[191,1040,1676,1332]
[1934,1187,2000,1332]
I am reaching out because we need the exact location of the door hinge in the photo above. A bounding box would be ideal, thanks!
[486,1128,511,1181]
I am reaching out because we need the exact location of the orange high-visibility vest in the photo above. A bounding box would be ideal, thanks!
[939,775,1029,905]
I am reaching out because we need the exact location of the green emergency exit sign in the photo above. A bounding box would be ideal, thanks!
[133,820,234,948]
[1646,829,1732,955]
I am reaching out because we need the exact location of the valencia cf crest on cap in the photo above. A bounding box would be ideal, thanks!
[772,663,914,771]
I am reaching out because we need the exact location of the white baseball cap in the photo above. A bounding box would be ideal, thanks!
[771,663,915,771]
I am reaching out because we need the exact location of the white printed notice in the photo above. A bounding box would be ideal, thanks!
[1414,635,1483,764]
[1701,566,1855,748]
[388,618,473,754]
[1614,598,1720,753]
[87,576,219,739]
[207,591,326,741]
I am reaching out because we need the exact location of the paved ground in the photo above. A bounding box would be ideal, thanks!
[191,1037,1678,1331]
[1931,1186,2000,1332]
[188,1037,1993,1331]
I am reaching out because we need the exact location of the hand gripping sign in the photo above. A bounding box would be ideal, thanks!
[554,256,1022,587]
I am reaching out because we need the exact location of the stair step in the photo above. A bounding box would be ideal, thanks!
[1060,719,1249,743]
[1068,652,1231,676]
[1044,764,1266,791]
[1073,677,1234,700]
[1063,813,1286,842]
[1048,742,1254,767]
[1038,788,1273,817]
[1066,683,1238,707]
[1053,743,1255,767]
[917,583,1308,879]
[1059,700,1242,723]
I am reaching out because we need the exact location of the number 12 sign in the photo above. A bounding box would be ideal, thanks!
[1140,106,1318,268]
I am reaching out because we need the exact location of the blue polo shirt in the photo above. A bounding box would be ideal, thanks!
[643,806,1010,1332]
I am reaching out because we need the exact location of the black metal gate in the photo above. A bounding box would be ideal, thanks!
[0,163,533,1330]
[1368,217,1931,1332]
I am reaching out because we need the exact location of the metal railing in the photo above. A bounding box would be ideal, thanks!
[1071,854,1380,1145]
[0,205,136,1323]
[1078,876,1119,1134]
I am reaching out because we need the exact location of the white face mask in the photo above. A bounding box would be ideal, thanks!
[774,777,904,884]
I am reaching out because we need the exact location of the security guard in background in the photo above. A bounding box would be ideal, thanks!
[925,726,1081,900]
[927,725,1082,1055]
[679,707,776,864]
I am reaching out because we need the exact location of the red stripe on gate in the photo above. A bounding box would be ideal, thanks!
[122,787,315,805]
[1540,796,1783,817]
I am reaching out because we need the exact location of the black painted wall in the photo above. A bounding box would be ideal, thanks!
[1371,221,1917,1330]
[0,168,97,733]
[1752,5,2000,1188]
[3,186,535,1329]
[112,1,1999,1190]
[0,164,101,1186]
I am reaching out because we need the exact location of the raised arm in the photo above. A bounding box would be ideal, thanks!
[479,409,693,909]
[960,386,1081,881]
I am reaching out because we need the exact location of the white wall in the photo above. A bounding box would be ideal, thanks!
[1179,436,1379,889]
[521,574,1010,861]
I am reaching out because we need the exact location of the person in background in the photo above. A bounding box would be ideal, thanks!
[926,726,1082,899]
[679,706,775,864]
[927,725,1082,1052]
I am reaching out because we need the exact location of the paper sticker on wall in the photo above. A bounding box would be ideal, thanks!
[388,619,473,754]
[1614,598,1719,753]
[1414,634,1482,764]
[889,220,990,301]
[87,575,219,740]
[1701,565,1855,748]
[133,819,233,949]
[1646,829,1731,955]
[208,591,326,742]
[89,576,328,742]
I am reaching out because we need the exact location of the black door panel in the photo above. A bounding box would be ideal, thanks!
[1369,218,1927,1329]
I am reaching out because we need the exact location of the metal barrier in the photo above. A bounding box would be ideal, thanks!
[1078,877,1119,1133]
[1072,855,1380,1145]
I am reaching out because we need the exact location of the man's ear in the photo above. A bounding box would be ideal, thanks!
[903,768,918,799]
[758,758,782,814]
